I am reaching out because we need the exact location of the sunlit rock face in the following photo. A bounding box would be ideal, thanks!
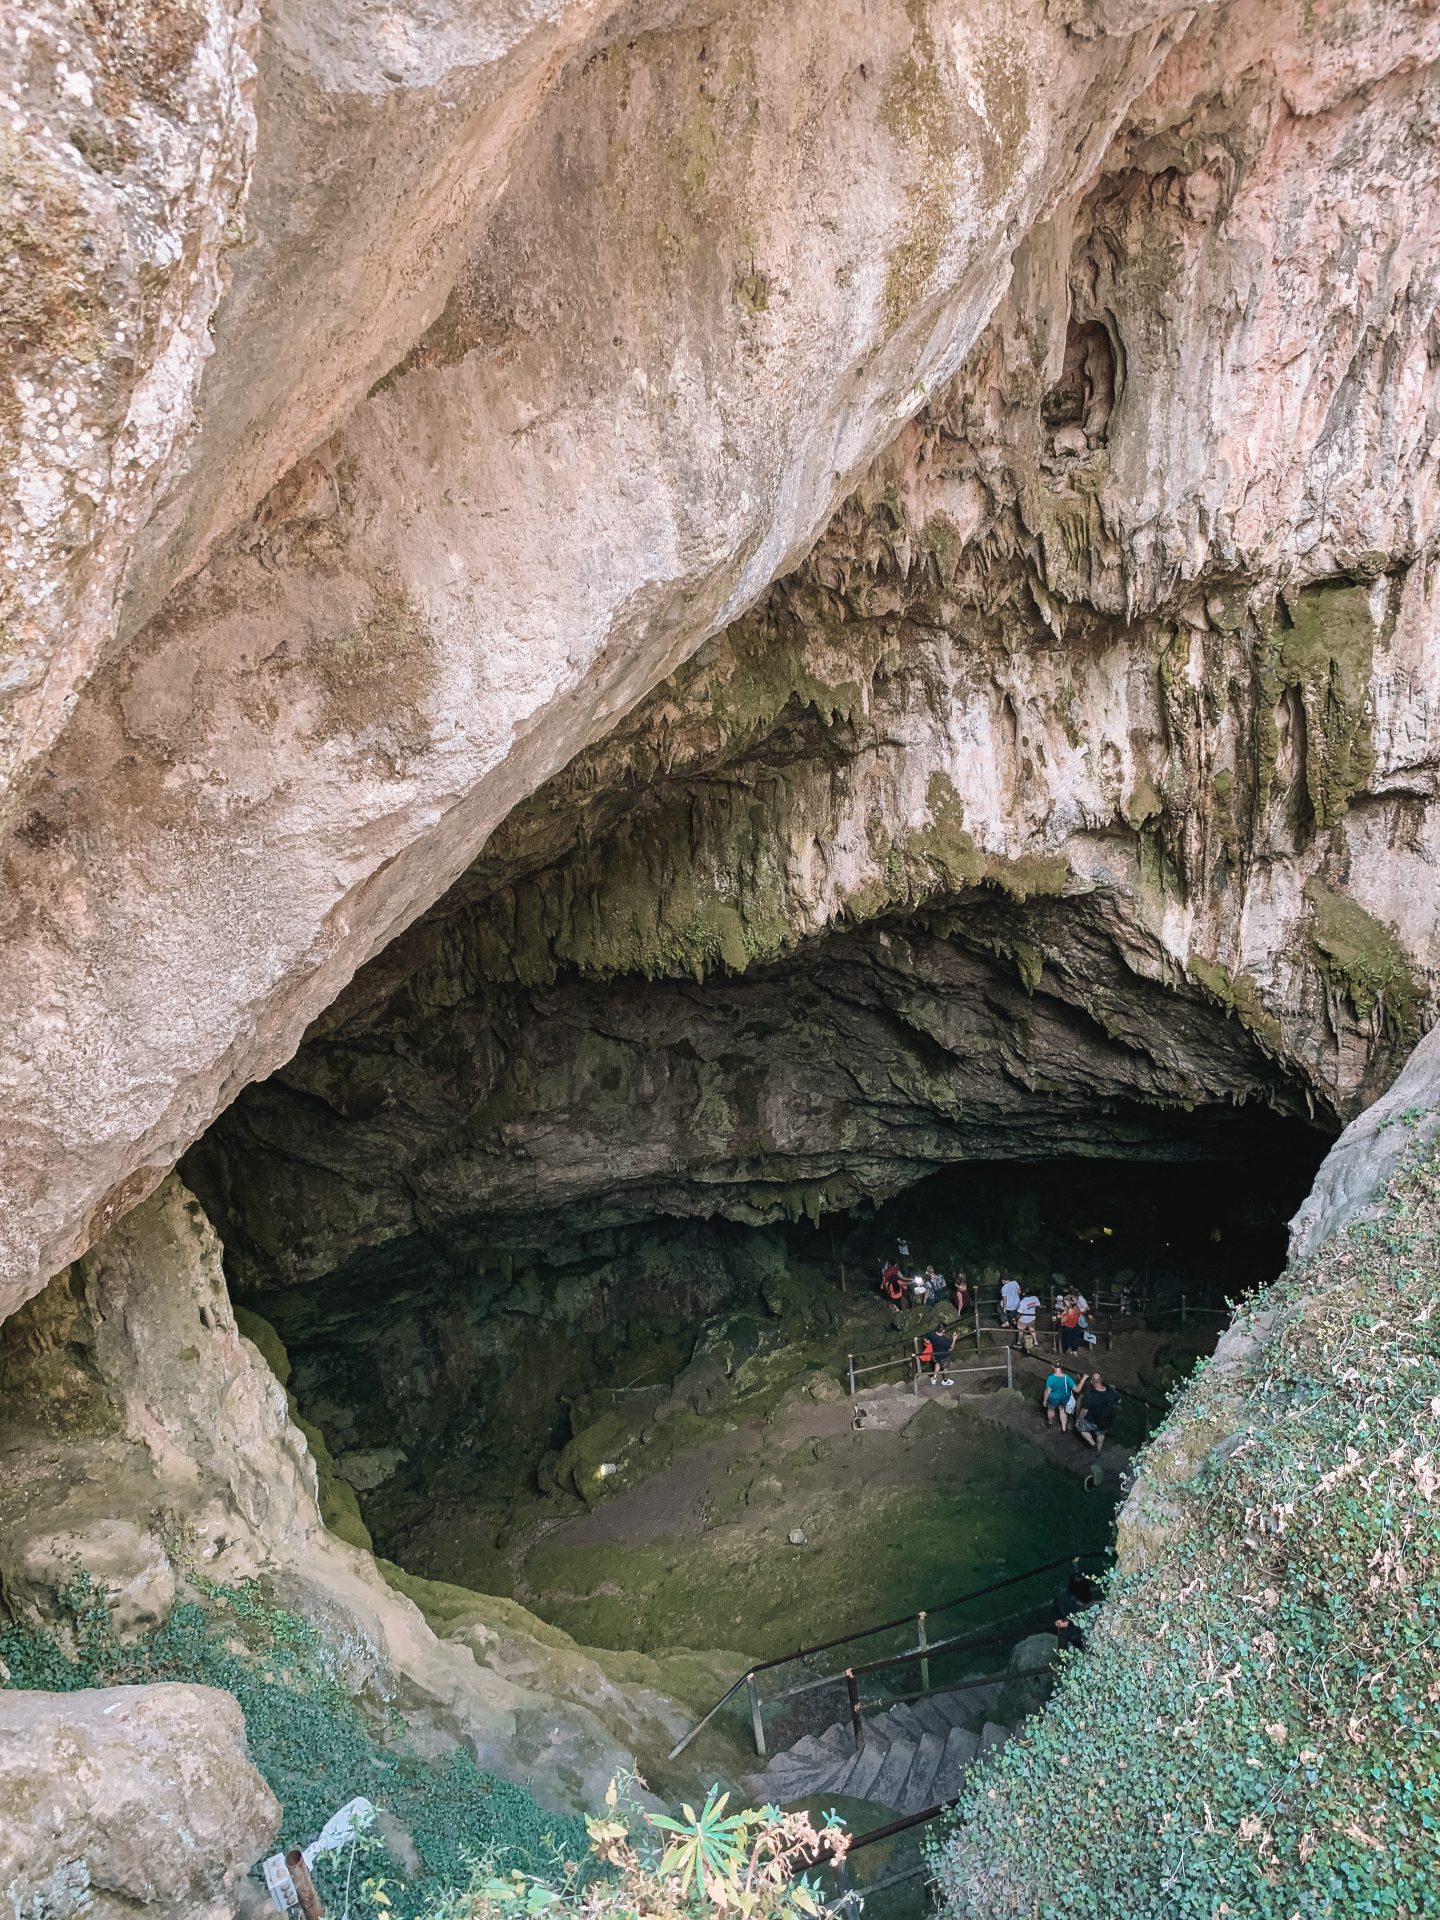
[4,0,1440,1321]
[190,0,1440,1293]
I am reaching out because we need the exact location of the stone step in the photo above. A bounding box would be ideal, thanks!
[907,1697,957,1739]
[833,1732,890,1803]
[898,1729,947,1814]
[978,1720,1009,1757]
[878,1701,927,1740]
[754,1751,831,1798]
[816,1723,854,1760]
[932,1724,978,1803]
[868,1735,919,1810]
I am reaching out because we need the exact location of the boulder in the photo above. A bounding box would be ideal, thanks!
[0,1683,279,1920]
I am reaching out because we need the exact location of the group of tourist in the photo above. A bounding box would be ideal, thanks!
[878,1243,973,1317]
[876,1243,1123,1453]
[998,1276,1099,1354]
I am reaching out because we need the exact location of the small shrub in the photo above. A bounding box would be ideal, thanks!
[428,1775,848,1920]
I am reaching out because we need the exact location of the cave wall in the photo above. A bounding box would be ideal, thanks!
[5,0,1440,1323]
[0,1176,742,1812]
[0,0,1191,1311]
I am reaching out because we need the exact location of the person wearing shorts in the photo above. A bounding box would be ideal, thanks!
[1076,1373,1119,1452]
[1042,1367,1077,1431]
[1015,1292,1040,1351]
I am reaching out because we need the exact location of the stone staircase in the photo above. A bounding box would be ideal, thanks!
[747,1684,1009,1817]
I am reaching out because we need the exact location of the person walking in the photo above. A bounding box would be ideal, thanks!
[1075,1372,1119,1451]
[1015,1289,1041,1352]
[918,1327,955,1388]
[1042,1365,1078,1431]
[1000,1275,1022,1330]
[1058,1294,1085,1357]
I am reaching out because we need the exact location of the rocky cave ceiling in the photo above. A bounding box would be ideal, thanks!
[3,0,1440,1318]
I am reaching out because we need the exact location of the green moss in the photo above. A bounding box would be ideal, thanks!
[710,615,873,743]
[1256,581,1379,831]
[1306,883,1417,1039]
[1013,944,1044,995]
[376,1561,744,1730]
[521,1412,1111,1663]
[1185,956,1286,1052]
[913,773,1068,901]
[1123,773,1163,831]
[234,1304,292,1386]
[237,1306,372,1552]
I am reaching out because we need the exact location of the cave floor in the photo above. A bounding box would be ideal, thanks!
[398,1373,1127,1665]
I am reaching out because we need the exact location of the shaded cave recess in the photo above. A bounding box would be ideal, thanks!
[202,1126,1327,1666]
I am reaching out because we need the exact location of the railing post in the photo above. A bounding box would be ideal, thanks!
[845,1668,864,1751]
[746,1671,766,1757]
[973,1301,980,1353]
[847,1352,856,1397]
[917,1610,930,1694]
[284,1851,325,1920]
[911,1336,920,1395]
[1006,1345,1014,1392]
[1180,1293,1187,1326]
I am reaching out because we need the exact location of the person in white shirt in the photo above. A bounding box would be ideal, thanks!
[1015,1291,1041,1352]
[999,1275,1022,1329]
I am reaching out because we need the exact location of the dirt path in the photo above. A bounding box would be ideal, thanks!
[525,1377,1115,1564]
[552,1424,766,1547]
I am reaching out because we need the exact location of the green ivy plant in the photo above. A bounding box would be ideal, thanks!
[926,1126,1440,1918]
[0,1577,584,1920]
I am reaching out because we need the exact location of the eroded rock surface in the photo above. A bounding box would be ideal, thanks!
[7,0,1440,1321]
[0,1682,278,1920]
[0,1178,740,1813]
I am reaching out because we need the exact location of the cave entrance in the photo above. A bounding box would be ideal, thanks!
[222,1105,1327,1670]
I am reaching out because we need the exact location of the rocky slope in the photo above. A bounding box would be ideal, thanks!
[929,1030,1440,1915]
[5,0,1440,1322]
[0,1176,746,1821]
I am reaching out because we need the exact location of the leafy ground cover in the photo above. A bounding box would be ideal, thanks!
[0,1578,585,1919]
[929,1130,1440,1917]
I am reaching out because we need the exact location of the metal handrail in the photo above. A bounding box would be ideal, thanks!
[665,1548,1109,1759]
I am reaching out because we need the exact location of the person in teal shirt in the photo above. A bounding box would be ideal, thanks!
[1042,1366,1077,1433]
